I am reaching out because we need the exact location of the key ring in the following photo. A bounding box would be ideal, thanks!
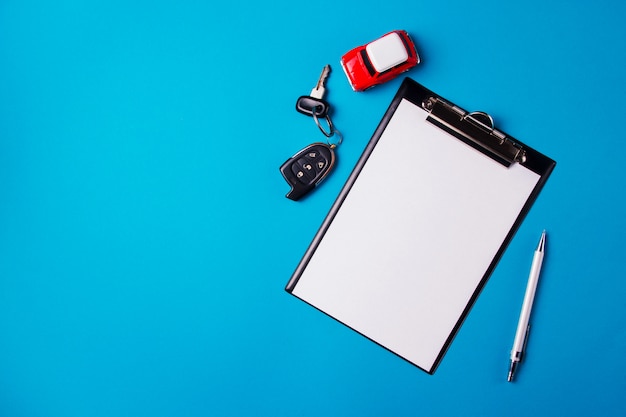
[312,108,335,138]
[313,111,343,147]
[312,105,343,148]
[328,129,343,148]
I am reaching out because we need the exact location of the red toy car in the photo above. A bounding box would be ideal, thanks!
[340,30,420,92]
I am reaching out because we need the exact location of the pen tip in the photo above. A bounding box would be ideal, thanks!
[507,361,517,382]
[537,230,546,251]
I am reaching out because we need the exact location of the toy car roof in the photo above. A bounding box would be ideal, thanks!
[365,32,409,73]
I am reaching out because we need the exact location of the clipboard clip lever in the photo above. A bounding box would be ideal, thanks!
[422,97,526,167]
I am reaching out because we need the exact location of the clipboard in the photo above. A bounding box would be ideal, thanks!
[285,78,556,374]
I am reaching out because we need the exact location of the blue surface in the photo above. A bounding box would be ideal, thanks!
[1,1,625,416]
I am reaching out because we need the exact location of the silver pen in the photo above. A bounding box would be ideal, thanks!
[507,230,546,382]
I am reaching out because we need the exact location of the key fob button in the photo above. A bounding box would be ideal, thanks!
[291,161,314,184]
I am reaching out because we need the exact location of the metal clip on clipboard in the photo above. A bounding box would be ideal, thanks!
[422,97,526,167]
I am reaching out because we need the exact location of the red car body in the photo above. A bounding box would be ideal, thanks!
[340,30,420,92]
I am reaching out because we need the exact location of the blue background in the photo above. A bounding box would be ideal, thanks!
[1,1,625,416]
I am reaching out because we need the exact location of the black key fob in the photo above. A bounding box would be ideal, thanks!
[280,142,336,201]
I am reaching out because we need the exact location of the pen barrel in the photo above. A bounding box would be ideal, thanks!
[511,250,544,357]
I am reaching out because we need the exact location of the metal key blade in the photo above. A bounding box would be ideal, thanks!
[310,64,331,99]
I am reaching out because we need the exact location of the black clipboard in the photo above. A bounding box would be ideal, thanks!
[285,78,556,374]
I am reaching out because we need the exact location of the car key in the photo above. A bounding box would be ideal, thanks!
[296,65,331,118]
[280,142,336,201]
